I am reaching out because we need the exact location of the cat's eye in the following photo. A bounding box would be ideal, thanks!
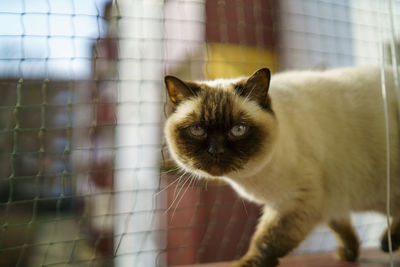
[188,125,206,137]
[230,124,248,137]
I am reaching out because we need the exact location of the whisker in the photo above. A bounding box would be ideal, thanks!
[174,170,188,197]
[160,167,182,175]
[171,174,196,220]
[241,199,248,216]
[165,174,191,216]
[190,174,199,188]
[153,177,180,197]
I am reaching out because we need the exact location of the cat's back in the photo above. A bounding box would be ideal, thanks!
[268,66,399,212]
[269,66,396,123]
[270,66,387,100]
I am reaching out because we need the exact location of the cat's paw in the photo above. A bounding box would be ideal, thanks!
[335,246,359,262]
[232,257,278,267]
[231,259,256,267]
[381,233,400,252]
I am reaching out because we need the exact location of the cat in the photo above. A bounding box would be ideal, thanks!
[163,66,400,267]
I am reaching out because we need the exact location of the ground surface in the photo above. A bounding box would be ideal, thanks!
[176,249,400,267]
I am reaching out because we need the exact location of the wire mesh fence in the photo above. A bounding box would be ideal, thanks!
[0,0,399,266]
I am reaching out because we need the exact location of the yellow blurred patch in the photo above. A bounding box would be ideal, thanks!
[206,43,278,79]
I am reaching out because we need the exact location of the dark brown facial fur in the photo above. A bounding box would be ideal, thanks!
[234,81,274,113]
[172,89,269,176]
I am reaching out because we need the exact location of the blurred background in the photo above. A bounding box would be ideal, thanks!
[0,0,399,266]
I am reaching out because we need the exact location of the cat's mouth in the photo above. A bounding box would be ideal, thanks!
[192,156,238,177]
[202,165,226,176]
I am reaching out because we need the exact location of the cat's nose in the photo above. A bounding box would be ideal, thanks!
[208,136,225,156]
[208,144,224,155]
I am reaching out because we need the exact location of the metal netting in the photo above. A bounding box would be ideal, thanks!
[0,0,114,266]
[0,0,399,267]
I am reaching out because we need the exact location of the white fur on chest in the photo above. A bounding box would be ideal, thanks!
[221,177,264,204]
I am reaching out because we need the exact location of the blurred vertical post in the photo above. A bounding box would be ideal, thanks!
[114,0,165,266]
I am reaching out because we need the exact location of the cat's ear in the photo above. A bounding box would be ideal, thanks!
[164,76,198,105]
[237,68,271,108]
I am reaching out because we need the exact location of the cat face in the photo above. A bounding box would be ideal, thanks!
[164,68,277,178]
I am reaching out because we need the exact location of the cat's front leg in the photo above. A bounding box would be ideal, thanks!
[381,219,400,252]
[329,216,359,261]
[233,206,320,267]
